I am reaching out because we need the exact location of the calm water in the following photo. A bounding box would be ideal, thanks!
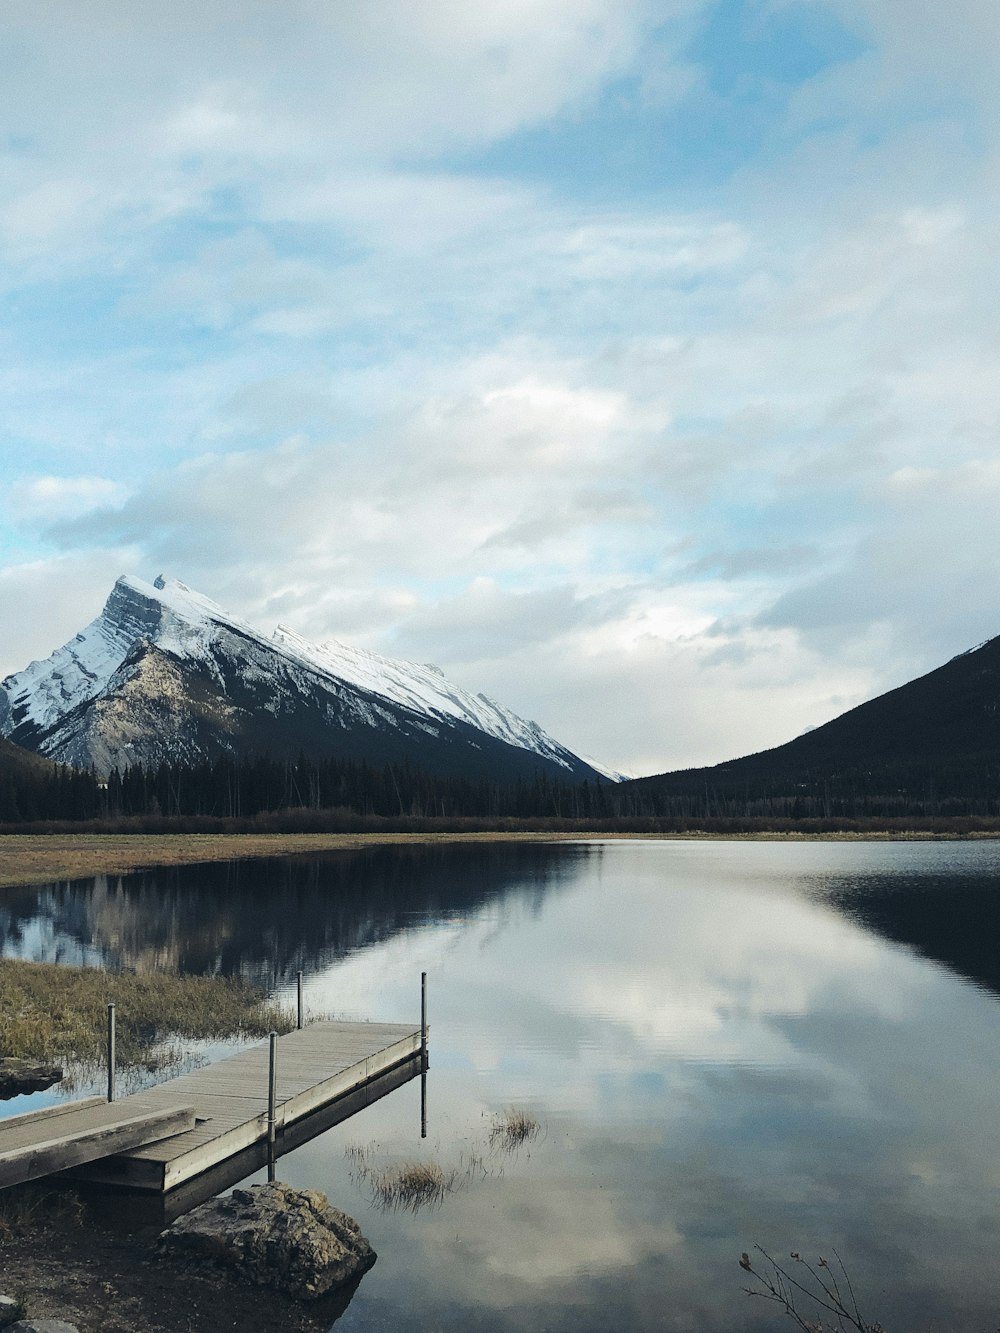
[5,838,1000,1331]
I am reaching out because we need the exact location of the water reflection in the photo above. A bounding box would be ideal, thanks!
[806,845,1000,996]
[263,840,1000,1332]
[0,842,588,984]
[6,839,1000,1330]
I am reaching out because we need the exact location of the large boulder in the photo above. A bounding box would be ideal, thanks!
[0,1059,62,1100]
[159,1182,376,1300]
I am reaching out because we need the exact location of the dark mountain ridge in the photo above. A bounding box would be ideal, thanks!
[629,634,1000,810]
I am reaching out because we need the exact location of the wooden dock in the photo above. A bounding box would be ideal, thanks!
[0,1097,196,1190]
[1,1020,423,1198]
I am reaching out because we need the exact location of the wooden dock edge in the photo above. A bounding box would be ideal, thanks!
[0,1104,197,1190]
[0,1095,106,1134]
[276,1030,422,1130]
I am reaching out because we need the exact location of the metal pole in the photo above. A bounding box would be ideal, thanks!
[296,971,303,1030]
[267,1031,277,1147]
[106,1003,116,1103]
[266,1029,278,1180]
[420,971,428,1139]
[420,971,427,1065]
[420,1064,427,1140]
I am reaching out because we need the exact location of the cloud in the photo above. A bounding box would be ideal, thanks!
[8,475,129,525]
[387,580,632,665]
[0,553,136,678]
[758,458,1000,667]
[2,1,999,773]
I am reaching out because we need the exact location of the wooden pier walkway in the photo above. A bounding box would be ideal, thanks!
[1,1020,423,1196]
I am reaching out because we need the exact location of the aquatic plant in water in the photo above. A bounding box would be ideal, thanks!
[345,1107,546,1215]
[488,1107,541,1153]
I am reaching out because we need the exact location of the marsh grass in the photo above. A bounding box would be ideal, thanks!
[0,957,292,1076]
[370,1162,456,1212]
[488,1108,541,1154]
[346,1143,460,1213]
[347,1106,545,1215]
[0,832,573,890]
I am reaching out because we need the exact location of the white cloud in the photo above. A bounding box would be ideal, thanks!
[9,475,129,525]
[1,1,999,773]
[0,553,136,677]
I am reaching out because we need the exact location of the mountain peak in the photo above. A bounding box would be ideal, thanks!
[1,574,614,783]
[153,574,193,594]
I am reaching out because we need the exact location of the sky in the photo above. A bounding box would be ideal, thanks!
[1,0,998,778]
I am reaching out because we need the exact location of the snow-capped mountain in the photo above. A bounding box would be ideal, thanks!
[0,575,617,782]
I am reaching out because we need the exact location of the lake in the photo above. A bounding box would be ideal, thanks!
[3,838,1000,1331]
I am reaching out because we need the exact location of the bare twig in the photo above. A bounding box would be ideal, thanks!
[739,1245,886,1333]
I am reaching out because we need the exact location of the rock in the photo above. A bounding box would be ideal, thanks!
[0,1059,62,1100]
[7,1322,80,1332]
[159,1182,376,1300]
[0,1296,25,1330]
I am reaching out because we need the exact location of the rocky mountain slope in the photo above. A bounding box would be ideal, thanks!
[0,575,613,782]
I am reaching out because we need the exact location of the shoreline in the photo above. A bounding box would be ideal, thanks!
[0,1191,340,1332]
[2,827,999,890]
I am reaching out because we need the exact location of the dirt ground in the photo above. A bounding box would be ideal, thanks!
[0,1190,364,1332]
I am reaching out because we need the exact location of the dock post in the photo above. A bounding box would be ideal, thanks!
[420,972,428,1139]
[297,971,303,1030]
[267,1031,277,1145]
[106,1003,116,1103]
[267,1030,277,1181]
[420,971,427,1066]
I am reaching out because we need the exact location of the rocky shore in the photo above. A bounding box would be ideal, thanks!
[0,1183,375,1332]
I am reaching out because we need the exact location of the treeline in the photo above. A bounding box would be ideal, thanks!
[104,753,621,820]
[0,761,106,823]
[1,752,615,825]
[5,749,1000,829]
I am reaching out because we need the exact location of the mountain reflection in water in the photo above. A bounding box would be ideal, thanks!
[0,841,588,984]
[810,860,1000,996]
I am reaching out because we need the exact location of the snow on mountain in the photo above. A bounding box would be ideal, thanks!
[268,625,614,777]
[0,575,229,739]
[0,574,618,782]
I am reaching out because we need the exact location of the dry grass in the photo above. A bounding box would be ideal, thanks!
[346,1107,544,1215]
[0,827,967,892]
[0,957,292,1075]
[368,1162,455,1212]
[345,1143,457,1212]
[0,1181,84,1243]
[0,833,478,889]
[0,831,633,890]
[488,1108,541,1153]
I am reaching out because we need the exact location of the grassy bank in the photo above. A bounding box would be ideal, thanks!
[0,831,485,888]
[3,821,1000,889]
[0,956,291,1071]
